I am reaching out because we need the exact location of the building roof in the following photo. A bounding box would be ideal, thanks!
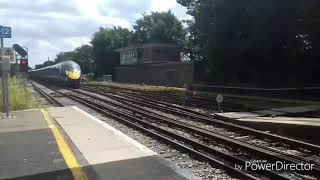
[115,43,181,52]
[117,61,193,68]
[141,43,181,48]
[115,46,139,52]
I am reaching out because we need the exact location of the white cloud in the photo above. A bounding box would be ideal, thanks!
[149,0,191,20]
[0,0,189,67]
[150,0,177,12]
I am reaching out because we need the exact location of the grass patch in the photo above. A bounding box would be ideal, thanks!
[85,81,186,93]
[0,76,40,111]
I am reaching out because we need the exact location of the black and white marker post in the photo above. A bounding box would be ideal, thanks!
[216,94,224,112]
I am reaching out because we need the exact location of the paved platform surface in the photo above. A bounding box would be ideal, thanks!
[238,116,320,126]
[216,105,320,127]
[47,106,186,180]
[0,107,188,180]
[0,109,73,180]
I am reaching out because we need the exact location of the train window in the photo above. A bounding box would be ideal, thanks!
[61,61,81,72]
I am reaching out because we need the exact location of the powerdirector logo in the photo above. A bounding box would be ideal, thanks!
[234,160,315,171]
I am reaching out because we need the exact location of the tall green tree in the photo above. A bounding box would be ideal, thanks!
[91,26,134,77]
[34,60,55,69]
[54,45,94,74]
[55,51,75,63]
[183,20,204,62]
[178,0,320,87]
[73,45,94,74]
[133,11,187,45]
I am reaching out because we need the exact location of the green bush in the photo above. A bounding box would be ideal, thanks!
[0,76,38,111]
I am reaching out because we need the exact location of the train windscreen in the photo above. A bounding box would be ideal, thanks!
[61,61,81,72]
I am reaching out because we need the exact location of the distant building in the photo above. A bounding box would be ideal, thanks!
[114,43,194,87]
[116,43,181,65]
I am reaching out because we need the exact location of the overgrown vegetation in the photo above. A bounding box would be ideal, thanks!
[85,81,185,93]
[0,77,39,111]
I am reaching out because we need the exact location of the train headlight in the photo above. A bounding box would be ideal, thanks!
[66,71,81,80]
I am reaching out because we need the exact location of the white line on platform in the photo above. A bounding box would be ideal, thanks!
[72,106,157,156]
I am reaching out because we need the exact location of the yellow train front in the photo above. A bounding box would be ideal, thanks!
[60,61,81,88]
[29,60,81,88]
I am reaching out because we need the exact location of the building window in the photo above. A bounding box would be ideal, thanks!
[120,49,139,65]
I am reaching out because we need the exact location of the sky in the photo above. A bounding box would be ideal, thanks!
[0,0,190,67]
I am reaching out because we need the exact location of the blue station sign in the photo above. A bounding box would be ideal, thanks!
[0,26,12,38]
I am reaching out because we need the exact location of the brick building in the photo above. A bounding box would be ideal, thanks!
[114,43,194,87]
[116,43,181,65]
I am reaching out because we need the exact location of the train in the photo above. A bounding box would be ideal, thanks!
[29,60,81,88]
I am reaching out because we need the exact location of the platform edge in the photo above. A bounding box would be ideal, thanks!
[71,106,157,156]
[40,109,88,180]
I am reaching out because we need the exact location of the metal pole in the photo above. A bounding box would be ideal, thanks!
[1,37,9,117]
[5,72,8,117]
[1,37,5,116]
[4,72,8,117]
[1,71,5,115]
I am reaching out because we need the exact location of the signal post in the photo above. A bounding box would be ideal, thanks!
[1,25,12,117]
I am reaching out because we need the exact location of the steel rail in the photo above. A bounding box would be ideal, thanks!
[30,83,260,179]
[32,82,318,179]
[73,89,320,177]
[30,81,63,106]
[82,86,320,154]
[64,92,286,180]
[83,84,238,110]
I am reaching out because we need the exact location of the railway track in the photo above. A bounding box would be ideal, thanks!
[81,86,320,152]
[32,81,320,180]
[85,84,315,113]
[77,88,320,166]
[31,82,63,106]
[83,84,248,111]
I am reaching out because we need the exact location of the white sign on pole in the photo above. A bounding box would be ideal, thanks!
[216,94,223,112]
[216,94,224,103]
[0,47,15,62]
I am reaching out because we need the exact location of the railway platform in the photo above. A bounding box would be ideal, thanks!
[0,107,188,180]
[215,105,320,125]
[215,105,320,142]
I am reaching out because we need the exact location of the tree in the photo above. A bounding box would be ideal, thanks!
[53,45,94,74]
[35,64,43,69]
[73,45,94,74]
[91,27,134,77]
[178,0,320,87]
[183,19,204,62]
[133,11,187,45]
[55,51,75,63]
[34,60,55,69]
[43,60,55,67]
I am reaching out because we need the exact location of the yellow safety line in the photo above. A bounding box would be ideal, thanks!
[40,109,87,180]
